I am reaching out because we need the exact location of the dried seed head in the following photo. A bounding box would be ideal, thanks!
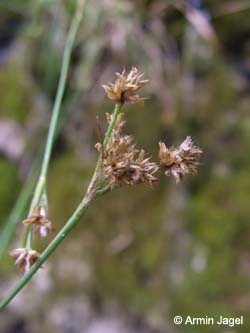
[159,136,202,183]
[95,113,159,186]
[23,205,53,238]
[102,67,149,105]
[9,248,40,272]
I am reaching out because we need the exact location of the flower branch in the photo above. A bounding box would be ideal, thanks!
[1,65,203,311]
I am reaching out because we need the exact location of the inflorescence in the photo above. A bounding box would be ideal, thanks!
[10,248,40,273]
[101,67,202,187]
[23,205,53,238]
[10,67,202,273]
[159,136,203,183]
[102,67,149,105]
[95,113,159,186]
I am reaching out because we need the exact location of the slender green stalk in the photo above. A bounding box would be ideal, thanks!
[94,103,122,178]
[0,102,122,310]
[23,0,88,247]
[30,0,88,212]
[103,103,122,148]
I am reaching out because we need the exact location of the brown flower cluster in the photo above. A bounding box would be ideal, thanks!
[96,113,159,186]
[23,205,53,238]
[159,136,202,183]
[102,67,149,105]
[9,248,40,272]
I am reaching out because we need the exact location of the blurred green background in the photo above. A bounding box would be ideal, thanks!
[0,1,250,332]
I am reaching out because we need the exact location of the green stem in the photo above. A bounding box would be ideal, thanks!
[95,103,122,172]
[31,0,87,209]
[23,0,87,247]
[103,103,122,147]
[87,103,122,195]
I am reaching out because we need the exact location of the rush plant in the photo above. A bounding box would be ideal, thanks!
[0,2,202,311]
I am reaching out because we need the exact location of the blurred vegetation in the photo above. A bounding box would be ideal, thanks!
[0,0,250,332]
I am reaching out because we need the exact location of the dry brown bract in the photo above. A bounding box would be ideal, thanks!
[96,113,159,186]
[102,67,149,105]
[23,205,53,238]
[159,136,202,183]
[9,248,40,272]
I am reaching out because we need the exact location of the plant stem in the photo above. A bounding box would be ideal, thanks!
[0,102,123,310]
[86,103,122,196]
[30,0,88,211]
[95,102,122,173]
[22,0,87,247]
[103,103,122,148]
